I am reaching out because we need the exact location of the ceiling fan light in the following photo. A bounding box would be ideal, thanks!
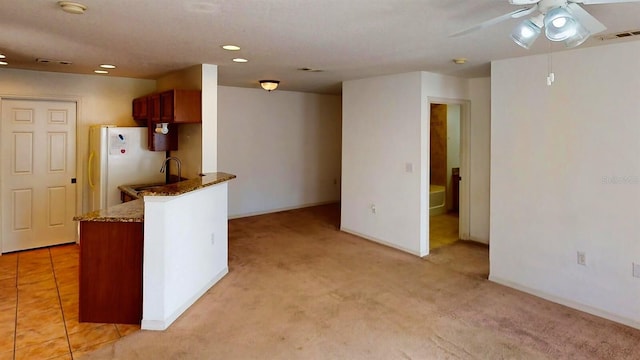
[564,22,591,48]
[544,7,578,41]
[511,19,541,49]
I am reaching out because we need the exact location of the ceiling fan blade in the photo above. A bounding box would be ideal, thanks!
[575,0,640,4]
[567,3,607,34]
[450,6,537,37]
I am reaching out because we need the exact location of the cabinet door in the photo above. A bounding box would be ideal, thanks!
[160,91,174,122]
[148,94,161,122]
[172,90,202,124]
[79,221,144,324]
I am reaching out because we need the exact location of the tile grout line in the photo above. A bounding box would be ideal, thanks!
[49,248,75,360]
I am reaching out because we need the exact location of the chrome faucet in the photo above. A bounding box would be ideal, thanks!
[160,157,182,183]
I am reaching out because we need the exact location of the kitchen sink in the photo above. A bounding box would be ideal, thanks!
[132,183,166,193]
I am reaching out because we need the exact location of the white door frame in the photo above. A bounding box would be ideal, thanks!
[0,95,82,254]
[427,97,471,241]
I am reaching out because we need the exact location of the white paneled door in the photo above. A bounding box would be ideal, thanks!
[1,99,77,253]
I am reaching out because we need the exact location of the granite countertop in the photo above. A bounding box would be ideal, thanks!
[119,172,236,198]
[74,199,144,222]
[76,172,236,222]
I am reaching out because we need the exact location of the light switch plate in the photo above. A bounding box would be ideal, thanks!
[633,263,640,278]
[405,162,413,173]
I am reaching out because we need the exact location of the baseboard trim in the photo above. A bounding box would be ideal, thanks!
[228,201,339,219]
[142,267,229,331]
[340,228,426,257]
[489,275,640,330]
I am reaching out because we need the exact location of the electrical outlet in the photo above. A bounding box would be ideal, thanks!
[210,233,215,245]
[577,251,586,266]
[370,204,376,214]
[633,263,640,278]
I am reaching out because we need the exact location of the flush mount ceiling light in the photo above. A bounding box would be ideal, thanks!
[0,54,5,59]
[452,58,468,65]
[0,61,7,66]
[221,45,241,51]
[259,80,280,92]
[94,69,108,74]
[232,58,248,63]
[58,1,87,14]
[100,64,116,69]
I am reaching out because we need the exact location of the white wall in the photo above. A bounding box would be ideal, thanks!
[468,77,491,243]
[218,86,342,218]
[490,41,640,329]
[0,68,156,214]
[142,182,229,330]
[342,71,471,256]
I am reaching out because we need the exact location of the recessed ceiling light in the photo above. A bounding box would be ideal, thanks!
[0,61,8,66]
[94,70,108,74]
[232,58,248,63]
[453,58,467,65]
[58,1,87,14]
[222,45,241,51]
[100,64,116,69]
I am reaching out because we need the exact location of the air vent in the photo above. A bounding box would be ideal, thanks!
[298,67,324,73]
[36,58,72,65]
[599,29,640,41]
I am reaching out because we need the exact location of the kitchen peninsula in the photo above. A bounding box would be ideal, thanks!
[75,172,236,330]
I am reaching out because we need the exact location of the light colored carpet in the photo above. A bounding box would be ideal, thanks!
[82,204,640,359]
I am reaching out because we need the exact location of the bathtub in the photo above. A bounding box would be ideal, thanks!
[429,184,446,216]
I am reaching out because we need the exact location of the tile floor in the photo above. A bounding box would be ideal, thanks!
[429,211,459,249]
[0,244,139,360]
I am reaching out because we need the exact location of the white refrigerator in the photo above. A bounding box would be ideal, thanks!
[88,125,166,211]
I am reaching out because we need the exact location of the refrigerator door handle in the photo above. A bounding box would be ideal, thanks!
[88,151,95,189]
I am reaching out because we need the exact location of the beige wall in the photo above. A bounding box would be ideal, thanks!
[0,68,156,213]
[491,41,640,329]
[218,86,342,218]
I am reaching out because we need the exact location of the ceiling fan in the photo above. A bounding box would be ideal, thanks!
[452,0,640,49]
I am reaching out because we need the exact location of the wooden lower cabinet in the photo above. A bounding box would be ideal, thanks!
[79,221,143,325]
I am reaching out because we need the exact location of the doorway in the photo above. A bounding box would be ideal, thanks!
[1,98,78,253]
[427,99,469,250]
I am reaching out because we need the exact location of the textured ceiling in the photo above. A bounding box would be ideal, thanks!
[0,0,639,94]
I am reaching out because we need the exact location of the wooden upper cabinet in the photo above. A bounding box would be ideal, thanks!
[131,89,201,123]
[159,89,202,124]
[147,123,178,151]
[131,89,200,152]
[148,94,161,122]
